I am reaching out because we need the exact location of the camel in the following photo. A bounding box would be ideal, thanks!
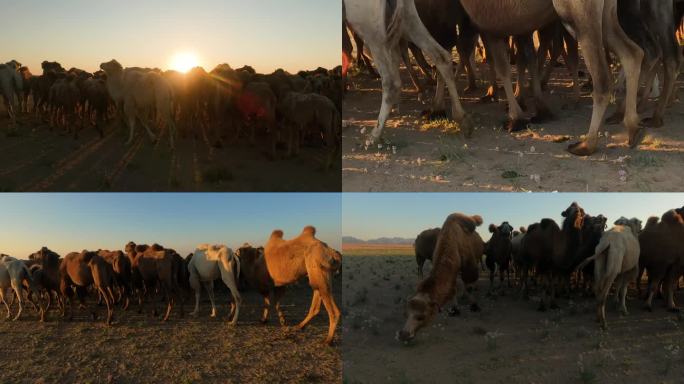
[236,244,288,325]
[124,242,186,321]
[398,213,484,342]
[576,218,641,329]
[0,61,22,125]
[485,222,514,290]
[27,247,62,320]
[346,0,644,156]
[638,209,684,312]
[414,227,440,277]
[187,244,241,325]
[0,255,41,321]
[98,250,132,310]
[575,214,608,293]
[99,60,177,148]
[344,0,471,147]
[60,250,116,325]
[263,226,341,344]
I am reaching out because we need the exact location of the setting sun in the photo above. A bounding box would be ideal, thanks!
[169,51,199,73]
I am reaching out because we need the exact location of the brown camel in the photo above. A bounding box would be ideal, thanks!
[236,244,288,326]
[27,247,62,321]
[98,250,132,310]
[263,226,341,344]
[398,213,485,342]
[59,250,116,325]
[124,242,185,321]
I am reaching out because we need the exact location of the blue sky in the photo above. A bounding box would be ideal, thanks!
[0,193,341,258]
[1,0,341,73]
[342,193,684,241]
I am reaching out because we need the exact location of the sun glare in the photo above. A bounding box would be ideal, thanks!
[169,52,199,73]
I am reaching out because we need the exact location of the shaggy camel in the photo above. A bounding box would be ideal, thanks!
[485,222,514,289]
[236,244,288,325]
[414,227,441,277]
[27,247,62,320]
[60,250,116,325]
[188,244,241,325]
[576,218,641,329]
[264,226,341,344]
[124,242,186,321]
[347,0,644,155]
[398,213,484,342]
[0,255,40,321]
[344,0,471,146]
[99,60,177,148]
[638,209,684,312]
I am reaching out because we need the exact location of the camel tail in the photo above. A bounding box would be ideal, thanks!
[576,243,610,272]
[385,0,405,43]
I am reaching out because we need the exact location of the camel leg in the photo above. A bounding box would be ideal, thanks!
[273,287,287,326]
[11,284,23,322]
[204,280,216,318]
[404,8,468,133]
[296,290,321,330]
[486,36,528,132]
[189,273,201,316]
[320,289,341,345]
[400,39,424,94]
[162,289,174,322]
[261,294,271,323]
[362,40,401,145]
[98,287,113,325]
[519,34,554,123]
[137,112,158,144]
[0,288,11,319]
[409,42,434,79]
[219,268,241,326]
[565,33,581,107]
[646,56,679,128]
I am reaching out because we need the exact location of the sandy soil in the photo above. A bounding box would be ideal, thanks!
[342,252,684,384]
[0,276,341,384]
[343,62,684,192]
[0,113,340,192]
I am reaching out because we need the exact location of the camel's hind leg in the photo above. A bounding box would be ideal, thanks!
[400,39,425,94]
[204,280,216,318]
[296,290,321,330]
[10,283,24,321]
[320,289,341,345]
[554,0,613,155]
[219,265,241,325]
[189,272,201,316]
[362,40,402,145]
[485,35,528,132]
[0,288,11,319]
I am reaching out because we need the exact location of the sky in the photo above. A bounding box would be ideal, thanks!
[342,193,684,241]
[0,193,341,259]
[0,0,341,74]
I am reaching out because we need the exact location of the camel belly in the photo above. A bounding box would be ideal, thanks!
[460,0,558,36]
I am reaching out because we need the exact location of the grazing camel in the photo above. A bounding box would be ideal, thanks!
[0,255,41,321]
[344,0,471,146]
[187,244,241,325]
[398,213,484,342]
[99,60,177,148]
[576,218,641,329]
[60,250,116,325]
[414,227,440,277]
[347,0,644,156]
[264,226,342,344]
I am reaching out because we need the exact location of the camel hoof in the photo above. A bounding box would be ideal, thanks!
[470,303,481,312]
[628,127,646,149]
[505,118,530,133]
[567,141,597,156]
[642,116,664,128]
[447,306,461,317]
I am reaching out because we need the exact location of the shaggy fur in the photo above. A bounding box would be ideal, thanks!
[398,213,484,341]
[413,227,441,277]
[264,226,341,344]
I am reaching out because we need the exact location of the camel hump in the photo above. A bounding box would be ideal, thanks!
[301,225,316,237]
[447,213,483,233]
[271,230,284,239]
[471,215,483,227]
[519,226,527,234]
[662,210,684,225]
[645,216,660,229]
[539,218,556,230]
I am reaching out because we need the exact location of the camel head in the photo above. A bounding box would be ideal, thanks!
[584,214,608,235]
[490,221,513,239]
[6,60,21,70]
[397,292,438,343]
[124,241,137,255]
[614,217,642,235]
[661,209,684,226]
[100,59,123,75]
[561,202,585,230]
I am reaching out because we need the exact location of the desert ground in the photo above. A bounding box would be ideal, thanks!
[342,245,684,384]
[0,276,341,384]
[343,59,684,192]
[0,111,340,192]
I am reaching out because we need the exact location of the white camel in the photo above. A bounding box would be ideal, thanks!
[0,255,40,321]
[99,60,177,148]
[188,244,242,325]
[576,217,642,329]
[0,61,22,125]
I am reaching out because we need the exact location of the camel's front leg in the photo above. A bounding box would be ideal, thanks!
[296,290,321,330]
[362,43,401,146]
[485,36,528,132]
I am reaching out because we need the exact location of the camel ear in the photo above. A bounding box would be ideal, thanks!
[561,209,567,217]
[488,224,497,233]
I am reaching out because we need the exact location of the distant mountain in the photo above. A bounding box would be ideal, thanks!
[342,236,413,245]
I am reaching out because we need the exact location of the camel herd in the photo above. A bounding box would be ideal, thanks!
[398,203,684,341]
[0,58,342,167]
[0,226,342,344]
[343,0,684,156]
